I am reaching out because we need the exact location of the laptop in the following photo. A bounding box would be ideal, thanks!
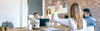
[40,18,49,26]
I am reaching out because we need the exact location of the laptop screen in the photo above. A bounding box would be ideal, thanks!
[40,19,49,26]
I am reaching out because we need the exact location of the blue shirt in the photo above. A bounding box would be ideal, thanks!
[84,16,96,27]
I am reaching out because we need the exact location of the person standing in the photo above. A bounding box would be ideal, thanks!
[83,8,96,31]
[54,3,87,31]
[68,3,87,31]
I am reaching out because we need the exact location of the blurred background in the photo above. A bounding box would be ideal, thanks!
[0,0,100,31]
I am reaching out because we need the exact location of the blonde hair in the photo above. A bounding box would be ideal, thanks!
[45,9,51,16]
[68,3,83,29]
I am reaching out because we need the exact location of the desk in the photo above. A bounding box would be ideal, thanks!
[0,27,5,31]
[7,25,69,31]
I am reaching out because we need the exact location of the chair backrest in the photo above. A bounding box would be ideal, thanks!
[2,22,14,28]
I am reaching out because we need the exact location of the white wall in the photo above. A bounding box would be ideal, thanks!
[21,0,28,28]
[0,0,28,28]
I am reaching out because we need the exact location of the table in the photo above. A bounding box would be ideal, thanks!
[0,27,5,31]
[7,25,69,31]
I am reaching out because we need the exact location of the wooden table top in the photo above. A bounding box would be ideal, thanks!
[0,27,5,31]
[6,25,69,31]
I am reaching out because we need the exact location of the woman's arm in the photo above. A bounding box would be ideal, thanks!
[53,13,70,26]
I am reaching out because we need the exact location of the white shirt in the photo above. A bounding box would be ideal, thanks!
[53,12,70,26]
[69,18,87,31]
[30,16,40,28]
[53,12,87,31]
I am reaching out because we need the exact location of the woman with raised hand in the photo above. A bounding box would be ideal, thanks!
[53,2,87,31]
[68,3,87,31]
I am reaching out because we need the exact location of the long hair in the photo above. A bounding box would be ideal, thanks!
[68,3,83,29]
